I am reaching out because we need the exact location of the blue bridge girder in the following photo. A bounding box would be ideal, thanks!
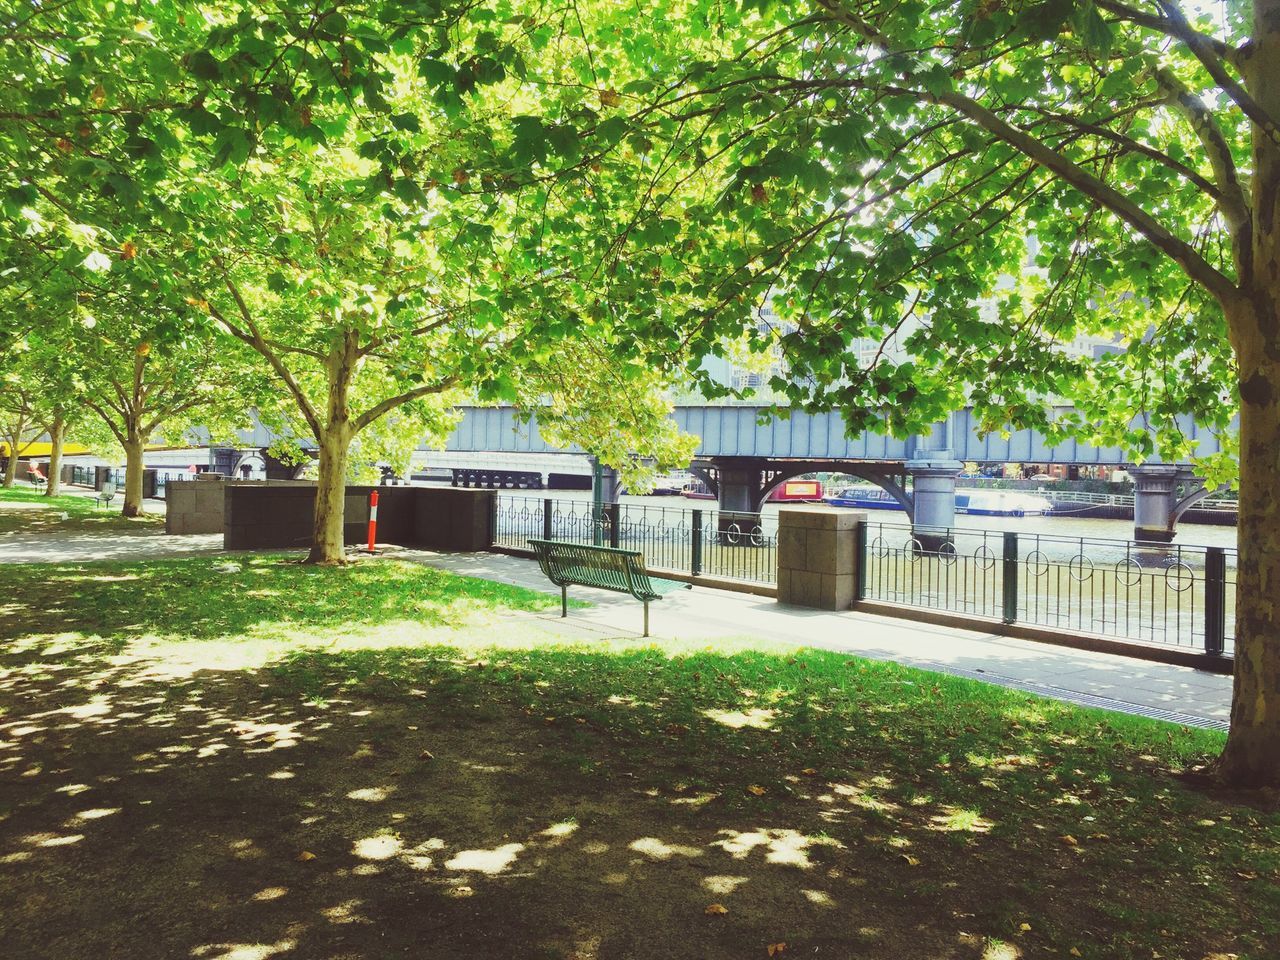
[442,405,1231,466]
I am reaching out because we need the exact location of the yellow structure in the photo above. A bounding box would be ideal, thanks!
[0,441,92,458]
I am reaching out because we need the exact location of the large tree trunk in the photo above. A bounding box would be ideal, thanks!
[121,433,146,517]
[44,416,65,497]
[1217,334,1280,785]
[307,427,351,564]
[2,437,17,487]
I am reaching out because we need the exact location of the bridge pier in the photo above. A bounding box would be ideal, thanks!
[715,464,767,544]
[1130,464,1207,542]
[906,459,961,550]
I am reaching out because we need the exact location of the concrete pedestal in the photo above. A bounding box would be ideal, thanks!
[777,506,864,610]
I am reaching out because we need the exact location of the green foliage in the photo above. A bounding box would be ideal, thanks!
[435,0,1243,479]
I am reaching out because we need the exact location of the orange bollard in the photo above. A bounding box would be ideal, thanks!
[367,489,379,553]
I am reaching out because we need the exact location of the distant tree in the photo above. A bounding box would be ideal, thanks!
[0,379,38,487]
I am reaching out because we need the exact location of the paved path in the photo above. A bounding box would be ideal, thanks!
[406,550,1234,730]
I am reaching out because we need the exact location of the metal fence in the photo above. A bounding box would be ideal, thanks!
[857,521,1235,656]
[492,495,777,586]
[69,465,96,487]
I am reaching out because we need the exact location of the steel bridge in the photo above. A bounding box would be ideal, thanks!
[221,404,1230,542]
[441,405,1230,542]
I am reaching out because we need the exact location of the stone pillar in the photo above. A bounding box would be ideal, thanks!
[906,459,961,550]
[776,506,864,610]
[1130,464,1182,542]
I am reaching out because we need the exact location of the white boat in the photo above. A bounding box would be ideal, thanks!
[955,490,1054,517]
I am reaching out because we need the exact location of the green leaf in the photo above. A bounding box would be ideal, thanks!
[390,112,421,133]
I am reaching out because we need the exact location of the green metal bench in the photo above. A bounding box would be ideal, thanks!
[527,538,690,637]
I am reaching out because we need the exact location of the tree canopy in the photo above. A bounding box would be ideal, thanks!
[4,0,1280,784]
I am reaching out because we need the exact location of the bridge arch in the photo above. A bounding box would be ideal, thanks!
[808,467,914,518]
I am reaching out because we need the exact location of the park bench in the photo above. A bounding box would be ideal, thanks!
[27,469,46,489]
[94,481,116,509]
[527,538,690,637]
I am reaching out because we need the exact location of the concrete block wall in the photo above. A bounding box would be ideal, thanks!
[166,475,229,535]
[777,506,865,610]
[221,483,496,552]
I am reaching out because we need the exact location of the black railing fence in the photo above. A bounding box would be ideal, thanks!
[857,522,1236,657]
[493,495,777,586]
[492,498,1235,658]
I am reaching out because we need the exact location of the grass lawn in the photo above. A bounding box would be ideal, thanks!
[0,555,1275,960]
[0,486,164,535]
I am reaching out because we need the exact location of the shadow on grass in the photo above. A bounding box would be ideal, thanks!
[1,617,1276,959]
[0,554,566,647]
[0,487,165,535]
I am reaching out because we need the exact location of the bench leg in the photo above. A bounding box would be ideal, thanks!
[561,585,567,618]
[643,601,649,638]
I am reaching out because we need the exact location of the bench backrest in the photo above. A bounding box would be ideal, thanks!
[527,538,659,597]
[101,482,116,498]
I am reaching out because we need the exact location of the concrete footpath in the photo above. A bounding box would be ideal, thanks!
[409,550,1234,731]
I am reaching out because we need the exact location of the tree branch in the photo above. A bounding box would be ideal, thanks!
[1145,0,1278,145]
[1155,66,1251,231]
[931,85,1241,305]
[206,272,324,439]
[352,378,459,434]
[1096,0,1245,70]
[812,0,1241,306]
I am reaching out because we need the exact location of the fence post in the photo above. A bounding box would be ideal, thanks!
[1002,532,1019,624]
[691,510,703,577]
[543,497,553,541]
[1204,546,1226,657]
[854,519,867,603]
[606,502,620,548]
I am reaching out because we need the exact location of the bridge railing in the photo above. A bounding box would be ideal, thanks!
[1035,490,1239,511]
[492,494,777,587]
[856,521,1236,658]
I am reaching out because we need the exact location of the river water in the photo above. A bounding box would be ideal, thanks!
[488,487,1238,552]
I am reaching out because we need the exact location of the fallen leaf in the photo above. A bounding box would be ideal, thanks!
[1061,835,1079,846]
[418,750,434,761]
[296,851,316,862]
[1069,949,1081,957]
[1019,922,1032,933]
[704,903,729,915]
[767,944,786,957]
[800,768,818,776]
[900,854,920,866]
[747,785,766,796]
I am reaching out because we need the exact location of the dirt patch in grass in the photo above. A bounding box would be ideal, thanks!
[0,557,1276,959]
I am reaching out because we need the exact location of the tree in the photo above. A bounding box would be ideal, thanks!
[70,290,257,517]
[0,378,38,487]
[79,5,700,563]
[506,0,1271,784]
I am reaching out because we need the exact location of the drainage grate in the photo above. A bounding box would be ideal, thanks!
[915,661,1231,732]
